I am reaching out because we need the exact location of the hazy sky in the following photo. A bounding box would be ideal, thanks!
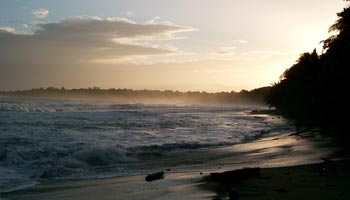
[0,0,347,92]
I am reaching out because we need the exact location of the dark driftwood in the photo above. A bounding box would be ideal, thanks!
[210,167,260,183]
[145,171,164,182]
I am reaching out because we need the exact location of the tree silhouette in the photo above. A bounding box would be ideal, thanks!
[266,5,350,131]
[266,50,320,125]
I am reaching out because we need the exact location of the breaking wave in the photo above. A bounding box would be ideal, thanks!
[0,96,294,192]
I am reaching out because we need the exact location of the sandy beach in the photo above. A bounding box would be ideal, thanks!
[202,159,350,200]
[2,0,350,199]
[2,131,349,200]
[3,159,350,200]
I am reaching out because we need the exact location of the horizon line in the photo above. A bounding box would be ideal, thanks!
[0,86,271,94]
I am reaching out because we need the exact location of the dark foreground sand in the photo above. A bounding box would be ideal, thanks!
[202,159,350,200]
[3,160,350,200]
[2,132,350,200]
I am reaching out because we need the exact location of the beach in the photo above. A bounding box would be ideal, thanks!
[3,130,348,200]
[1,1,350,199]
[3,161,350,200]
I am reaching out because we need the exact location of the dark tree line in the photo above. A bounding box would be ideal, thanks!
[266,5,350,131]
[0,86,270,105]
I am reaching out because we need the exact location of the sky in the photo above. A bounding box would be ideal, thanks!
[0,0,347,92]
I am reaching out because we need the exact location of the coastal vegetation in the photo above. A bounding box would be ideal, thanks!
[0,86,270,105]
[266,5,350,131]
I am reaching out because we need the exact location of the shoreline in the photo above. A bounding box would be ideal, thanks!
[2,130,347,200]
[3,159,350,200]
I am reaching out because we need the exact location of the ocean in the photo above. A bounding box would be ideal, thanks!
[0,96,293,193]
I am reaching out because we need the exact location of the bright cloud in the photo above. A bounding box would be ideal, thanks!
[231,39,248,44]
[144,16,183,27]
[126,11,135,17]
[32,9,49,19]
[0,26,15,32]
[219,46,238,52]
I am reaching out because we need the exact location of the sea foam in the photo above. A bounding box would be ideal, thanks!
[0,96,293,192]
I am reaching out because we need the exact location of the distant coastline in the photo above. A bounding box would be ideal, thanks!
[0,86,270,105]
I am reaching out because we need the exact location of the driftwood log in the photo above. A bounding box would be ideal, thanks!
[145,171,165,182]
[210,167,260,184]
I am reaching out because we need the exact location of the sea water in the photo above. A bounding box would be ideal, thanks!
[0,96,293,192]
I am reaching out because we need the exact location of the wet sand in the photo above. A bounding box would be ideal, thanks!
[2,132,349,200]
[4,160,350,200]
[202,159,350,200]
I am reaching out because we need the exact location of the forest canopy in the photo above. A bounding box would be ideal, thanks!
[266,5,350,131]
[0,87,270,105]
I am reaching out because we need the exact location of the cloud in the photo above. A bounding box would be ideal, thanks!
[32,9,49,19]
[231,39,248,44]
[0,16,193,66]
[207,46,238,61]
[144,16,186,27]
[145,16,163,24]
[0,16,194,90]
[0,27,15,33]
[126,11,135,17]
[219,46,237,52]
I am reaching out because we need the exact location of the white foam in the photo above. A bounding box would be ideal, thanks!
[0,97,294,193]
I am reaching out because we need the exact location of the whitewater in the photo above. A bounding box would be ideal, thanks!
[0,96,294,193]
